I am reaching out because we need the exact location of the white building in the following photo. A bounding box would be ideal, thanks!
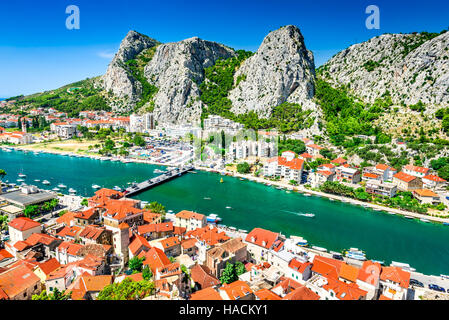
[203,115,244,134]
[228,140,276,160]
[130,113,154,133]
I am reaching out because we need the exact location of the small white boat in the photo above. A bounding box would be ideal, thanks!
[420,218,430,223]
[226,206,232,209]
[345,248,367,261]
[52,188,60,192]
[34,179,40,182]
[312,246,327,252]
[388,212,397,215]
[42,180,51,185]
[404,216,414,220]
[204,197,212,200]
[68,188,77,194]
[17,179,25,182]
[291,236,308,247]
[58,184,67,189]
[391,261,416,272]
[207,214,222,223]
[302,213,315,218]
[92,184,101,189]
[113,186,122,191]
[304,194,312,197]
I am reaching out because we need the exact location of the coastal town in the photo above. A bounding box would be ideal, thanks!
[2,4,449,303]
[1,103,449,300]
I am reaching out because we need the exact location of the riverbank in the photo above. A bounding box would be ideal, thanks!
[9,145,449,224]
[196,165,449,225]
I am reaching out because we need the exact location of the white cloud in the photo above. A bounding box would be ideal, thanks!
[97,51,115,59]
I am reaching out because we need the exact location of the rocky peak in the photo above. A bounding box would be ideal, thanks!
[144,38,235,125]
[229,25,316,118]
[320,31,449,111]
[102,30,160,105]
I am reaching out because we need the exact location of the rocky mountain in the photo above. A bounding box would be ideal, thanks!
[229,25,316,118]
[143,37,235,124]
[319,31,449,112]
[103,31,160,106]
[101,26,320,128]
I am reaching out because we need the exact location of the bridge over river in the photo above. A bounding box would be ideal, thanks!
[124,166,194,197]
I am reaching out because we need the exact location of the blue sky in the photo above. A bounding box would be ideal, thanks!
[1,0,448,97]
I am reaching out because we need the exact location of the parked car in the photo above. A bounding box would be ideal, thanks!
[429,284,446,292]
[410,279,424,288]
[332,254,344,261]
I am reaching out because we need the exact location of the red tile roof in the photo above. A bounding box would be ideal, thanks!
[142,247,171,274]
[380,266,410,289]
[8,217,41,231]
[37,258,61,277]
[190,264,220,289]
[423,174,447,182]
[403,165,430,174]
[0,264,40,298]
[331,157,347,165]
[357,261,382,286]
[323,277,367,300]
[190,287,223,300]
[0,249,13,262]
[176,210,205,221]
[137,222,173,235]
[282,286,320,300]
[129,235,152,256]
[393,171,417,183]
[254,288,282,300]
[288,259,312,274]
[186,226,230,246]
[220,280,253,300]
[311,256,343,279]
[245,228,278,249]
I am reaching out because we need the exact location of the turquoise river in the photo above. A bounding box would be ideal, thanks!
[1,149,449,276]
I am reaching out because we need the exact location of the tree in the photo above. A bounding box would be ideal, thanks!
[81,198,89,207]
[129,256,144,273]
[97,278,155,300]
[142,265,153,281]
[133,134,146,147]
[237,162,251,174]
[220,262,238,284]
[320,148,336,160]
[145,201,166,214]
[0,169,6,181]
[235,262,246,276]
[32,288,72,300]
[24,205,39,218]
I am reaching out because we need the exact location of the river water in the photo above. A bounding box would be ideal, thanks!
[1,149,449,276]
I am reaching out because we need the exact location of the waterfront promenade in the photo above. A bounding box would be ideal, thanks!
[199,166,449,225]
[10,145,449,224]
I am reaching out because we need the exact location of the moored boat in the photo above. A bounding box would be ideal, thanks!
[291,236,308,247]
[206,214,222,223]
[92,184,101,189]
[391,261,416,272]
[42,180,50,185]
[312,246,327,252]
[345,248,367,261]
